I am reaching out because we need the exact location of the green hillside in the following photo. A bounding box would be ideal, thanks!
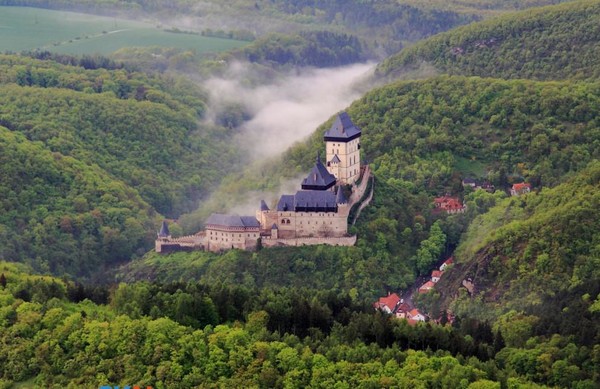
[127,75,600,309]
[0,260,588,388]
[0,54,245,277]
[376,0,600,81]
[438,162,600,325]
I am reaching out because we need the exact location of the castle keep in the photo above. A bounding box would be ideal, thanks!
[156,112,370,253]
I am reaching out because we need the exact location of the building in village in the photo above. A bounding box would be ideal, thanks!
[510,182,531,196]
[433,195,466,214]
[156,112,370,253]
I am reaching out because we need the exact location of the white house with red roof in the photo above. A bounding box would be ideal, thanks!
[433,195,466,214]
[431,270,444,283]
[407,308,426,322]
[440,257,454,271]
[510,182,531,196]
[419,281,435,293]
[373,293,401,314]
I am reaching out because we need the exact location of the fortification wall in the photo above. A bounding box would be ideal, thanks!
[262,235,356,248]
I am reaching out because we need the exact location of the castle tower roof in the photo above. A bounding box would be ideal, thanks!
[324,112,361,142]
[301,152,336,191]
[158,220,170,238]
[260,199,270,211]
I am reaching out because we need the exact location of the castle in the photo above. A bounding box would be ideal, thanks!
[156,112,370,253]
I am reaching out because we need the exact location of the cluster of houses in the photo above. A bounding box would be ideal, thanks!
[418,257,453,294]
[373,257,454,325]
[372,293,427,324]
[433,178,532,215]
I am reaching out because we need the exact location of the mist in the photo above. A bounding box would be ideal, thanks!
[204,61,376,159]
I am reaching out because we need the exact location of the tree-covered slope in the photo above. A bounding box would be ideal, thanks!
[376,0,600,81]
[130,75,600,307]
[2,260,590,388]
[0,127,157,277]
[437,162,600,328]
[0,54,245,277]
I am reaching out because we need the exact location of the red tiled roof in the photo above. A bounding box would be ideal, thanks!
[373,293,401,311]
[512,183,531,191]
[434,195,465,211]
[419,281,435,293]
[432,270,443,278]
[444,257,454,265]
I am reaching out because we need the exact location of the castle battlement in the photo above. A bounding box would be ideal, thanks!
[156,112,368,253]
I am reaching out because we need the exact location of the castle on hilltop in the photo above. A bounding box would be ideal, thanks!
[156,112,372,253]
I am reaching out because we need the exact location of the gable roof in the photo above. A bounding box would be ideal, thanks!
[373,293,401,312]
[419,281,435,293]
[324,112,361,142]
[432,270,443,278]
[205,214,260,229]
[512,182,531,191]
[330,154,341,163]
[301,153,337,190]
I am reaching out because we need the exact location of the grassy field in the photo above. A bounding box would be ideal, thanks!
[0,6,248,55]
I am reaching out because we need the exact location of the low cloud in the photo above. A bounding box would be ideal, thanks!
[204,61,375,158]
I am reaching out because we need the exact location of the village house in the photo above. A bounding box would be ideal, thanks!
[433,195,466,214]
[373,293,401,314]
[419,281,435,293]
[439,257,454,271]
[431,270,443,283]
[407,308,426,322]
[510,182,531,196]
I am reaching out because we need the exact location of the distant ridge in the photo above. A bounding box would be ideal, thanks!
[377,0,600,81]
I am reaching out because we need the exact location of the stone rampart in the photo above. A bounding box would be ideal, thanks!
[262,235,357,248]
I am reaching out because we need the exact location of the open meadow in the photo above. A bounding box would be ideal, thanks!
[0,6,248,55]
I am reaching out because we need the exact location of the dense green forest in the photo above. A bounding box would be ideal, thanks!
[376,0,600,81]
[0,53,246,277]
[434,161,600,330]
[3,260,597,388]
[0,0,599,387]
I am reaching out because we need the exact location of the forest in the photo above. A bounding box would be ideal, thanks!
[0,0,599,387]
[2,260,598,388]
[376,0,600,81]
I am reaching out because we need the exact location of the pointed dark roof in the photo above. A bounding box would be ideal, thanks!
[336,186,347,204]
[301,153,336,191]
[158,220,170,238]
[205,214,260,228]
[271,223,278,230]
[324,112,361,142]
[330,154,341,164]
[260,200,270,211]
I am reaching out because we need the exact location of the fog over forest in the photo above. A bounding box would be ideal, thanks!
[203,61,375,158]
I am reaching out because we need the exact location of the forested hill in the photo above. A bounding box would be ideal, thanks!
[0,54,243,278]
[431,162,600,355]
[376,0,600,81]
[135,75,600,304]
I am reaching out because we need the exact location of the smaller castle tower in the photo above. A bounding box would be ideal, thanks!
[155,220,171,252]
[324,112,361,184]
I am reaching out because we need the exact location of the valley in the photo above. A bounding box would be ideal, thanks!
[0,0,599,387]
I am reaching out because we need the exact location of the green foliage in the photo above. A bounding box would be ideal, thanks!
[1,261,575,388]
[377,0,600,81]
[0,54,247,277]
[236,30,366,68]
